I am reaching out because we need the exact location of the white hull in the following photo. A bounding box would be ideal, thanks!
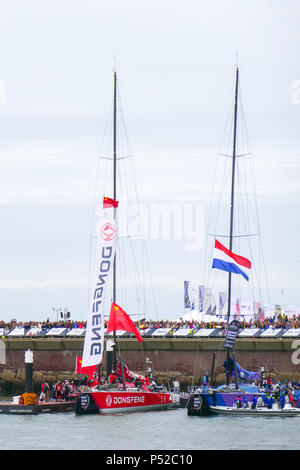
[98,402,179,414]
[209,405,300,417]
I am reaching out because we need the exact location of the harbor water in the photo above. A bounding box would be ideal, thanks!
[0,406,299,450]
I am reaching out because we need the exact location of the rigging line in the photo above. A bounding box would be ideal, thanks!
[209,155,231,252]
[239,178,254,302]
[239,98,271,306]
[121,238,147,314]
[234,94,259,305]
[239,160,260,303]
[117,80,134,157]
[204,152,231,289]
[126,163,160,320]
[115,80,158,320]
[115,169,148,316]
[97,102,114,160]
[203,97,234,284]
[87,102,115,307]
[210,155,230,231]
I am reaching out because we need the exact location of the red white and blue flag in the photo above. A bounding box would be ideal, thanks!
[212,239,251,281]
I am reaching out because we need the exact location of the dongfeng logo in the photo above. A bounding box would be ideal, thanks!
[100,223,117,241]
[105,394,112,407]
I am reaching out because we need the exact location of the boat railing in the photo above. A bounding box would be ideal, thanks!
[153,384,168,393]
[187,385,201,394]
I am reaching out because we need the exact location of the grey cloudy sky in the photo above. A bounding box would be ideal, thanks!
[0,0,299,322]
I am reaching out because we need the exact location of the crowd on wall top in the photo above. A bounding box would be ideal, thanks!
[0,313,299,332]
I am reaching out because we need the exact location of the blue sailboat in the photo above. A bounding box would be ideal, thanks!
[187,66,267,416]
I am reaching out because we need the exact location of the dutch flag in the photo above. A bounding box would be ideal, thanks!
[212,239,251,281]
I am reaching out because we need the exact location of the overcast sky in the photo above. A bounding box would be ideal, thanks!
[0,0,299,322]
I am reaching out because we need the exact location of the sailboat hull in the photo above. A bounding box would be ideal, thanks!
[75,390,180,415]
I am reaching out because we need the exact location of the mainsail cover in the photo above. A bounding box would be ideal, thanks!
[224,357,260,383]
[82,211,117,367]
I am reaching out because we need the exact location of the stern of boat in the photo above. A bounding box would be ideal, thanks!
[75,392,99,415]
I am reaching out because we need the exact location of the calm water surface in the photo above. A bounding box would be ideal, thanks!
[0,407,299,450]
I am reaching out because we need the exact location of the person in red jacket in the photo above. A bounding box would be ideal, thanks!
[56,382,63,400]
[87,375,99,388]
[109,371,117,384]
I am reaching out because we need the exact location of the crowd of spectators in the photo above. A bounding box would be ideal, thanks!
[135,313,300,332]
[0,313,299,333]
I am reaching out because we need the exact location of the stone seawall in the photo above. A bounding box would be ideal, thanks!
[0,337,299,395]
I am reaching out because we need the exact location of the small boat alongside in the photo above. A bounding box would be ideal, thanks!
[187,383,265,417]
[209,404,300,417]
[0,397,76,415]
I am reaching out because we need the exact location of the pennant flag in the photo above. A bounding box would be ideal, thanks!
[103,196,119,209]
[75,356,97,376]
[107,303,143,343]
[212,239,251,281]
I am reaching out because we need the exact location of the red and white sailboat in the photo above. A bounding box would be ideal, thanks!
[76,356,179,415]
[76,302,180,414]
[75,70,180,415]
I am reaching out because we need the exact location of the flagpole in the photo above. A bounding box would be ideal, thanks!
[226,66,239,386]
[112,68,117,371]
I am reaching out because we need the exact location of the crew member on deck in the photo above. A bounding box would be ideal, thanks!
[201,372,209,392]
[87,375,99,388]
[109,371,117,384]
[56,382,63,400]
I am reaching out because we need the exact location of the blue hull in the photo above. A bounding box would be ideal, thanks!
[203,391,264,407]
[187,389,266,416]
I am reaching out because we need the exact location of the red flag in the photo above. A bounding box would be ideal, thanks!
[116,360,133,380]
[75,356,97,376]
[103,197,119,209]
[107,303,143,343]
[116,360,147,382]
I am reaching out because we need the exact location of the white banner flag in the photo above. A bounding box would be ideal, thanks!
[82,212,117,368]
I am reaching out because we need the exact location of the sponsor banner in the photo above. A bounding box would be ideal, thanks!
[184,281,195,309]
[224,320,239,349]
[219,291,227,315]
[199,285,204,312]
[204,288,216,315]
[82,213,117,367]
